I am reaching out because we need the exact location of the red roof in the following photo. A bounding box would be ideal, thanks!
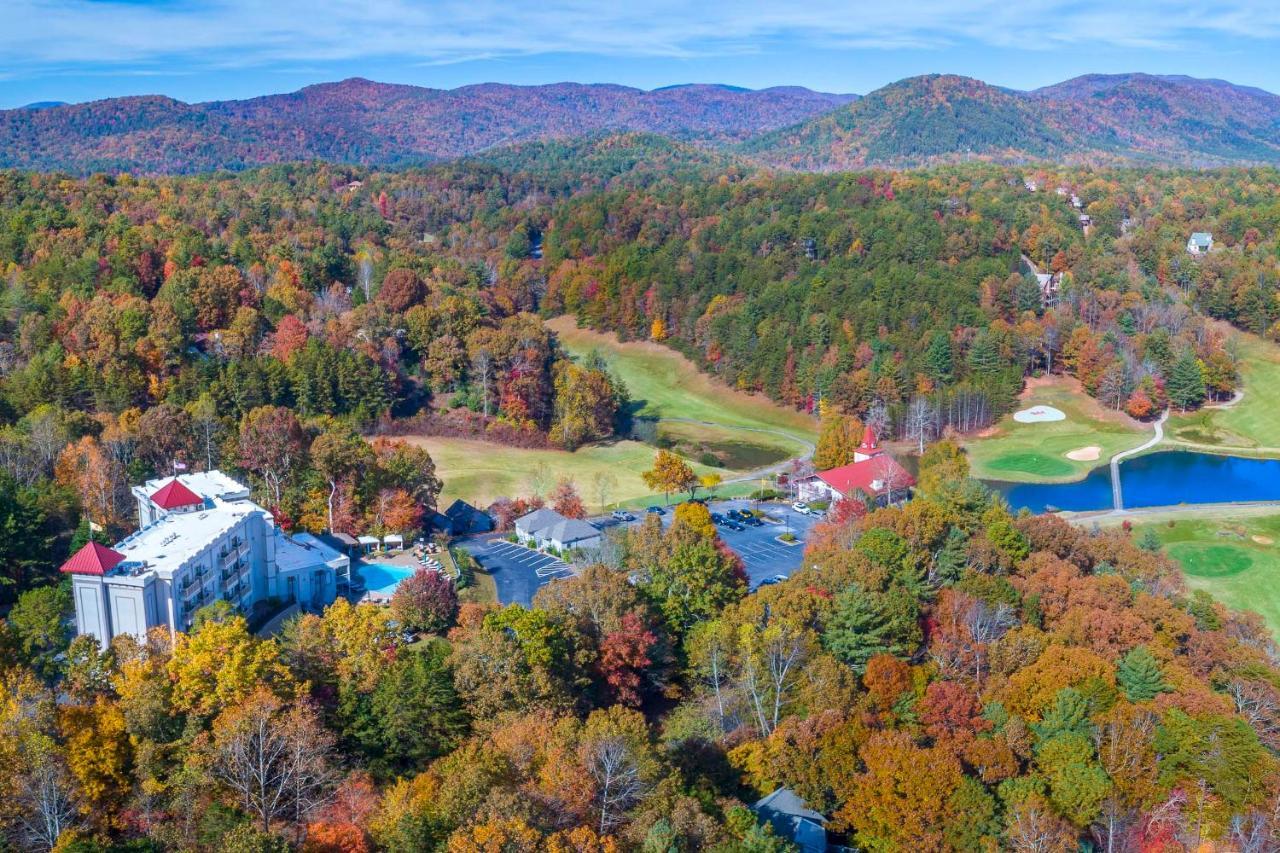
[816,454,915,497]
[60,541,125,576]
[859,425,878,450]
[150,478,203,510]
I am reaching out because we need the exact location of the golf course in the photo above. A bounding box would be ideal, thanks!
[389,317,818,511]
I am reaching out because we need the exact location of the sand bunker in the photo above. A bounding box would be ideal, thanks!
[1013,405,1066,423]
[1252,535,1274,545]
[1066,446,1101,461]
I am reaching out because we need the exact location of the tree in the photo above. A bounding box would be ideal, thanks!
[823,583,921,674]
[371,439,441,513]
[389,570,459,634]
[55,435,126,530]
[188,393,225,471]
[813,414,862,470]
[311,428,376,534]
[377,269,426,313]
[1166,349,1206,411]
[8,585,71,674]
[905,396,937,456]
[168,608,293,719]
[1117,645,1168,702]
[10,742,83,852]
[591,470,618,513]
[211,688,339,833]
[925,331,954,385]
[237,407,306,508]
[550,479,587,519]
[641,450,696,505]
[359,645,468,773]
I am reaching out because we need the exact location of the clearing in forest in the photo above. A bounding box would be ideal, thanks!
[964,376,1148,483]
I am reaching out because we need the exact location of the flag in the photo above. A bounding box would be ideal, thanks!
[172,460,188,471]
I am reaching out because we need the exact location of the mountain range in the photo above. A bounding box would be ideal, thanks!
[2,73,1279,174]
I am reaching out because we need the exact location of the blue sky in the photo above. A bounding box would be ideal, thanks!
[2,0,1279,107]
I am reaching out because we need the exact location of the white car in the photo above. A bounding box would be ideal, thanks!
[791,501,810,514]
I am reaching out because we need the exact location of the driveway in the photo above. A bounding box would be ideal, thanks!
[455,535,573,607]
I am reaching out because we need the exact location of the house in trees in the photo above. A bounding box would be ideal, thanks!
[796,427,915,506]
[62,470,347,647]
[514,507,602,552]
[432,498,494,536]
[752,788,827,853]
[1187,232,1214,255]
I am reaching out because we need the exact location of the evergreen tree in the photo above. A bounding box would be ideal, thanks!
[932,527,969,586]
[1137,528,1162,552]
[967,333,1004,378]
[1166,349,1206,411]
[823,583,922,673]
[1117,645,1168,702]
[1015,274,1044,313]
[924,331,954,385]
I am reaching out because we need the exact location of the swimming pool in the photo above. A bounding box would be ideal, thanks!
[357,563,415,594]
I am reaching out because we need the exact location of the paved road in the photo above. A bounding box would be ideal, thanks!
[1109,410,1166,510]
[455,534,573,607]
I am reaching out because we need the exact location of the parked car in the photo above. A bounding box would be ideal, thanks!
[731,509,754,521]
[710,512,725,523]
[646,506,664,515]
[611,510,635,521]
[724,520,745,532]
[687,497,708,505]
[757,574,789,587]
[743,515,762,527]
[791,501,810,514]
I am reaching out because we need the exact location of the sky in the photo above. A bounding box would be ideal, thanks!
[2,0,1280,108]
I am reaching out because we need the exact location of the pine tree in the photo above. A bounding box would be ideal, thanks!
[823,583,922,673]
[967,332,1003,378]
[932,527,969,585]
[1166,349,1206,411]
[1117,645,1168,702]
[924,331,953,385]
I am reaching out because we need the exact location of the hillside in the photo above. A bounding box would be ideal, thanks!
[0,78,855,174]
[745,72,1280,169]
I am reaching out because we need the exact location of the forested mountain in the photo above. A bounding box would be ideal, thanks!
[0,78,855,174]
[6,72,1280,175]
[746,73,1280,170]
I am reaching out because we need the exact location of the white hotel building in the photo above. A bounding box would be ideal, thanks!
[62,470,347,647]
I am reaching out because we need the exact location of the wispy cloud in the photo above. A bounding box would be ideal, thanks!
[2,0,1278,78]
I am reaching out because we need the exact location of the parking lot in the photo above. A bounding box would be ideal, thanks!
[702,500,817,588]
[456,536,573,607]
[458,499,818,606]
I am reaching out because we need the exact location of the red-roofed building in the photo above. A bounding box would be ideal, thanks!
[148,478,204,512]
[797,428,915,506]
[59,541,125,576]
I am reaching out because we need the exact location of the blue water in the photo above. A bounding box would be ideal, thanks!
[990,451,1280,514]
[357,563,415,594]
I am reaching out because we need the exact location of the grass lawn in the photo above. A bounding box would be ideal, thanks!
[1132,512,1280,637]
[964,376,1150,483]
[1166,327,1280,453]
[546,316,817,451]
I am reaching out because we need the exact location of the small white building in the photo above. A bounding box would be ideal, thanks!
[1187,232,1214,255]
[515,507,602,552]
[63,471,347,646]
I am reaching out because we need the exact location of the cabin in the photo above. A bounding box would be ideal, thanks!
[1187,232,1214,256]
[431,499,493,536]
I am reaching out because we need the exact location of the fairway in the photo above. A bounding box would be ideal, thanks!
[1135,512,1280,636]
[964,376,1149,483]
[546,316,817,452]
[1167,326,1280,454]
[388,435,724,511]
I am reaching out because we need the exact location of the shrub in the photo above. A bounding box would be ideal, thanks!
[779,532,797,543]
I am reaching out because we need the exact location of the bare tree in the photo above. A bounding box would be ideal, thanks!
[357,252,374,302]
[735,619,809,736]
[905,396,937,455]
[12,749,82,852]
[470,348,494,418]
[864,400,890,438]
[211,690,338,834]
[188,394,222,471]
[583,736,645,835]
[591,469,618,513]
[873,454,909,505]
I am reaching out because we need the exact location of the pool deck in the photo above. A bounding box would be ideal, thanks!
[353,547,456,604]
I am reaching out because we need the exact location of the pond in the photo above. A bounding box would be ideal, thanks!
[989,451,1280,514]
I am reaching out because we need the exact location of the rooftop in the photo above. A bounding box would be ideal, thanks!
[138,470,251,504]
[113,498,264,578]
[278,531,346,573]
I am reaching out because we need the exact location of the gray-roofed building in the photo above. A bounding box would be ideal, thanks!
[1187,232,1214,255]
[438,499,493,535]
[514,507,602,552]
[752,788,827,853]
